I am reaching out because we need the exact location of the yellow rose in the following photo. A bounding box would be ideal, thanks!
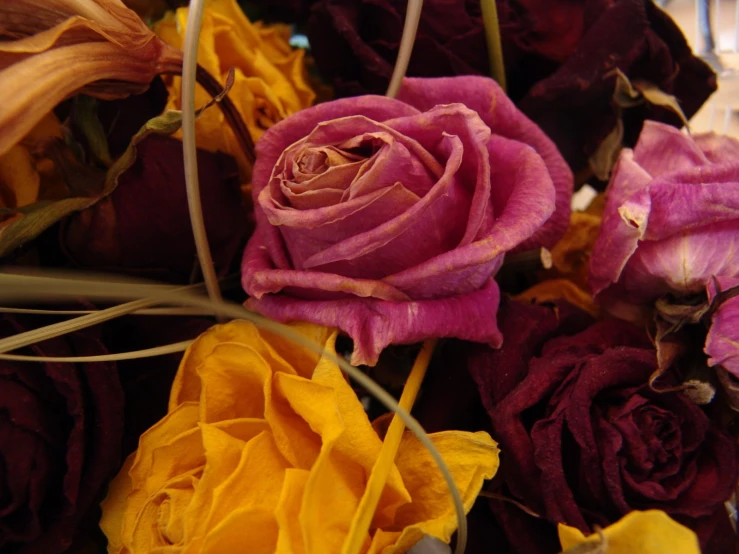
[559,510,700,553]
[101,321,498,553]
[155,0,316,178]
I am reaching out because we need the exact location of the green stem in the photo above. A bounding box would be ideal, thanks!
[481,0,507,91]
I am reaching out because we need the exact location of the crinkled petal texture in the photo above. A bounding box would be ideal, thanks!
[589,121,739,303]
[0,314,123,554]
[558,510,700,554]
[242,76,568,365]
[155,0,315,177]
[705,276,739,378]
[468,299,739,553]
[100,321,499,554]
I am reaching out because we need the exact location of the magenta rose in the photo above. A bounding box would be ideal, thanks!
[705,276,739,378]
[468,299,739,553]
[0,314,124,554]
[241,76,572,365]
[589,120,739,305]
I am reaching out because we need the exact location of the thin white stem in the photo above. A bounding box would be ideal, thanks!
[0,281,204,353]
[0,271,466,552]
[0,297,158,354]
[0,340,193,362]
[385,0,423,98]
[182,0,222,306]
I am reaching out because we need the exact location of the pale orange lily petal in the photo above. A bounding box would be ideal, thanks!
[0,0,182,156]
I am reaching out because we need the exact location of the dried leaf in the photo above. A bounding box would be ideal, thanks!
[589,119,623,181]
[633,79,690,129]
[516,279,599,318]
[0,111,182,256]
[716,368,739,413]
[610,68,643,109]
[72,96,113,167]
[648,317,686,393]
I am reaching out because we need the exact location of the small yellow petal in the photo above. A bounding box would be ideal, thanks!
[0,144,40,208]
[374,431,499,553]
[558,510,701,554]
[516,278,599,317]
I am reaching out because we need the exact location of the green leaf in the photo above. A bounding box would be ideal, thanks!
[0,110,183,257]
[73,96,114,167]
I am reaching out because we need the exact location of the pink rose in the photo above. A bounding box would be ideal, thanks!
[705,276,739,378]
[241,76,572,365]
[590,121,739,304]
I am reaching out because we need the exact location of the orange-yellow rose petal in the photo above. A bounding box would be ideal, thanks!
[100,321,498,554]
[558,510,701,553]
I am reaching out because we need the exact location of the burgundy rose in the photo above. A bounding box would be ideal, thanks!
[306,0,715,173]
[241,76,571,365]
[0,314,124,553]
[469,299,739,553]
[61,134,246,283]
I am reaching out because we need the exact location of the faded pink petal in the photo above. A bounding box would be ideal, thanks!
[589,121,739,303]
[247,278,503,366]
[397,76,573,251]
[242,76,564,362]
[705,276,739,378]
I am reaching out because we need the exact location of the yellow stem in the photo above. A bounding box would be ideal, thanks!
[341,339,438,554]
[481,0,507,91]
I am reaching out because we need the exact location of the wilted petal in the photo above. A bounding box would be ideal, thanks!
[589,121,739,302]
[246,278,502,366]
[0,0,182,156]
[62,134,245,282]
[397,76,572,251]
[705,276,739,378]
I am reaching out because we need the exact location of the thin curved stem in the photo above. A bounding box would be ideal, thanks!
[386,0,423,98]
[195,65,256,165]
[0,340,192,362]
[181,0,222,308]
[0,270,467,554]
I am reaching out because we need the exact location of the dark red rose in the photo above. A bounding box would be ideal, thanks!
[61,134,246,283]
[307,0,716,174]
[0,314,124,554]
[469,299,739,553]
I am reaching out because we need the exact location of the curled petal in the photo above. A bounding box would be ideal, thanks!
[397,76,573,251]
[705,276,739,378]
[247,279,503,366]
[0,0,182,156]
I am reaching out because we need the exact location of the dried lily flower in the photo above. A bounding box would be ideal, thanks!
[0,0,183,157]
